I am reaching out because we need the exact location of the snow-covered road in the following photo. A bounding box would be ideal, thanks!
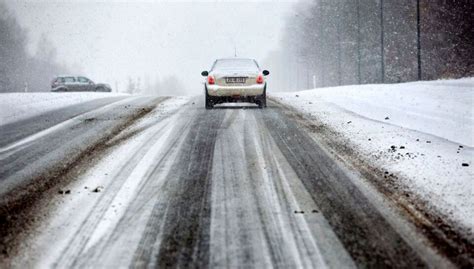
[1,93,469,268]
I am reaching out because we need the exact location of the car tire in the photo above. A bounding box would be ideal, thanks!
[205,87,213,109]
[95,87,105,92]
[257,86,267,108]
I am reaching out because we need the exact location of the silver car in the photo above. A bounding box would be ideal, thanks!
[201,58,270,109]
[51,75,112,92]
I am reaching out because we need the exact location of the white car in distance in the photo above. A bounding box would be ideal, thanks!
[201,58,270,109]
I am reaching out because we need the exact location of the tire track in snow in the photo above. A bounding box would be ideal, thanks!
[52,103,194,268]
[209,108,354,268]
[8,98,455,268]
[0,97,164,264]
[259,106,428,268]
[151,109,224,268]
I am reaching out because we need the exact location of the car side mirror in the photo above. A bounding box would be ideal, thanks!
[263,70,270,76]
[201,71,209,76]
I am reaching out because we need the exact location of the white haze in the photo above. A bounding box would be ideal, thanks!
[5,0,297,94]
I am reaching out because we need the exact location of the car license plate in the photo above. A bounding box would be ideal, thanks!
[225,77,246,84]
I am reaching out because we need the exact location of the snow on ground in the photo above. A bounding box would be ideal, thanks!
[15,97,191,267]
[271,78,474,233]
[0,92,127,126]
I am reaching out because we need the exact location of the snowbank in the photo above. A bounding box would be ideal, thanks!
[272,78,474,232]
[0,92,127,126]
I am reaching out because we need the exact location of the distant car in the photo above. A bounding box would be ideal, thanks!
[51,76,112,92]
[201,58,269,109]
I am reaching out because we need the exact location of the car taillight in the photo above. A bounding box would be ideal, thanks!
[256,74,264,84]
[208,75,215,85]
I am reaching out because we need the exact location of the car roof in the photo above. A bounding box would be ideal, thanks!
[212,58,260,71]
[215,58,256,62]
[55,75,89,78]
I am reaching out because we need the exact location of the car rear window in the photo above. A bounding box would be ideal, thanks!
[213,59,259,72]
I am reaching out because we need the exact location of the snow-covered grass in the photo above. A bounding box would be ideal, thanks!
[271,78,474,233]
[0,92,127,126]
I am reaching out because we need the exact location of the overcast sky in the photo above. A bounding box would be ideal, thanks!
[5,0,298,93]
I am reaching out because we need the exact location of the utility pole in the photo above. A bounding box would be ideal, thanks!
[306,61,311,89]
[337,36,342,85]
[380,0,385,83]
[295,58,299,90]
[336,1,342,86]
[416,0,422,80]
[319,0,325,87]
[356,0,361,84]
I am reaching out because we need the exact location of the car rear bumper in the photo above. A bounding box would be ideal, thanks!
[206,84,265,97]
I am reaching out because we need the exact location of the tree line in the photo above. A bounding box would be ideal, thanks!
[0,3,69,93]
[264,0,474,91]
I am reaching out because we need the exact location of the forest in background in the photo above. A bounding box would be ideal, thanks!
[0,2,70,93]
[264,0,474,91]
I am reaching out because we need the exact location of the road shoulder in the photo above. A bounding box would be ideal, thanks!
[269,97,473,267]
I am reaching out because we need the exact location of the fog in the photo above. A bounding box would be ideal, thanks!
[3,0,470,94]
[4,0,296,94]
